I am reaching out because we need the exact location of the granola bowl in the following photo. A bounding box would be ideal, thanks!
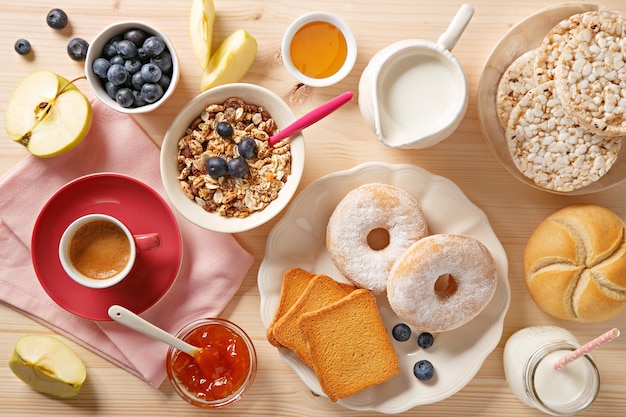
[160,83,305,233]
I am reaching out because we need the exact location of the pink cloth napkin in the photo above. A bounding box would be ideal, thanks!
[0,100,254,387]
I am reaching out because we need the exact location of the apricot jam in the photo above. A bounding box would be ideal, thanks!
[166,319,256,408]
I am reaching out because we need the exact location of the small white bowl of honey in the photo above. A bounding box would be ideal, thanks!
[282,12,357,87]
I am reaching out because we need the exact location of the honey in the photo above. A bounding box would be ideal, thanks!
[289,21,347,79]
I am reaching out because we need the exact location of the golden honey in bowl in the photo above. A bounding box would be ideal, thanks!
[289,21,347,79]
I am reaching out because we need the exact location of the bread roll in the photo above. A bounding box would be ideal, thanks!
[524,204,626,322]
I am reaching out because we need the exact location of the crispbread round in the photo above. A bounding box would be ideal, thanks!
[496,49,537,128]
[553,10,626,136]
[506,81,621,192]
[534,11,588,85]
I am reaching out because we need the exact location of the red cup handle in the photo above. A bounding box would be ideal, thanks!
[134,233,161,251]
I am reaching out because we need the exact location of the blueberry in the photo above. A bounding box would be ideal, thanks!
[140,63,162,83]
[104,82,118,100]
[228,157,249,178]
[158,73,171,90]
[137,47,149,61]
[206,157,228,178]
[131,71,146,90]
[216,121,233,138]
[116,39,138,59]
[46,8,68,30]
[140,83,163,104]
[67,38,89,61]
[14,39,31,55]
[92,57,111,78]
[107,64,128,86]
[124,58,142,74]
[142,36,166,57]
[103,41,119,58]
[124,29,147,47]
[417,332,434,349]
[133,90,147,107]
[115,88,134,108]
[413,360,435,381]
[150,51,172,73]
[238,137,258,159]
[109,55,125,66]
[392,323,411,342]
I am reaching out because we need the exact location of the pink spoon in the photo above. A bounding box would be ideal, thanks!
[268,91,353,147]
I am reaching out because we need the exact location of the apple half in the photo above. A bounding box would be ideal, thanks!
[4,70,93,158]
[200,29,258,92]
[9,334,87,398]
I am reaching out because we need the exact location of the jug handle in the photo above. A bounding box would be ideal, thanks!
[437,4,474,52]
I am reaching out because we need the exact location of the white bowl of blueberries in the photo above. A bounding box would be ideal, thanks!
[85,21,179,113]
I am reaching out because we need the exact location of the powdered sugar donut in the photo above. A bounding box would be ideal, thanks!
[326,183,428,294]
[387,234,497,332]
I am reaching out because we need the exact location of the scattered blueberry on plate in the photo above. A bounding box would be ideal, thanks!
[414,359,435,381]
[417,332,434,349]
[392,323,411,342]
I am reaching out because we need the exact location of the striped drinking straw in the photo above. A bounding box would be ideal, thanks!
[553,328,620,371]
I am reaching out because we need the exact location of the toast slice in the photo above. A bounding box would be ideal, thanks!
[266,267,317,347]
[298,289,400,402]
[337,281,359,293]
[272,274,348,367]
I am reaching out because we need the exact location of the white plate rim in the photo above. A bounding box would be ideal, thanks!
[258,161,511,413]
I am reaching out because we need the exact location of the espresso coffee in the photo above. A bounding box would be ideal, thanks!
[68,220,131,280]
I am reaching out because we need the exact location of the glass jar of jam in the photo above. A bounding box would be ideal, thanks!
[166,318,257,408]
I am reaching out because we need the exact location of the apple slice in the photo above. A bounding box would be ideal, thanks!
[4,70,93,158]
[9,334,87,398]
[200,29,258,92]
[189,0,216,69]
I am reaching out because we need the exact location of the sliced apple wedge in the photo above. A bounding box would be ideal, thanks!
[189,0,216,69]
[9,334,87,398]
[200,29,258,92]
[4,70,93,158]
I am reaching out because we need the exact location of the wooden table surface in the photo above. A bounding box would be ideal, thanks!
[1,1,626,416]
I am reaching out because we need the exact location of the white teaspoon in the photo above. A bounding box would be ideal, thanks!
[108,305,198,356]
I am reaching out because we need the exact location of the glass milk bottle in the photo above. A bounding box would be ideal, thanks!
[503,326,600,416]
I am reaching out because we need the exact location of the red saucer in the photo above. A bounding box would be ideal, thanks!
[31,173,183,321]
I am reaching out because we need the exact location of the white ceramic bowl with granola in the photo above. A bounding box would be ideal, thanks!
[478,4,626,195]
[160,83,305,233]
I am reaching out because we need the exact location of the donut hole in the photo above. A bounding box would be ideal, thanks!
[434,273,458,299]
[367,228,390,251]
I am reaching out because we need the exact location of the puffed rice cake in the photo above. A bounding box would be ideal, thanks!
[497,49,538,128]
[506,81,621,192]
[534,11,590,85]
[553,10,626,136]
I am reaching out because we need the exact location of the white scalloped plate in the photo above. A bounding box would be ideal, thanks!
[258,162,510,413]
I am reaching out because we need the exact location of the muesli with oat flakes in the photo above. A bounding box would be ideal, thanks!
[177,97,292,218]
